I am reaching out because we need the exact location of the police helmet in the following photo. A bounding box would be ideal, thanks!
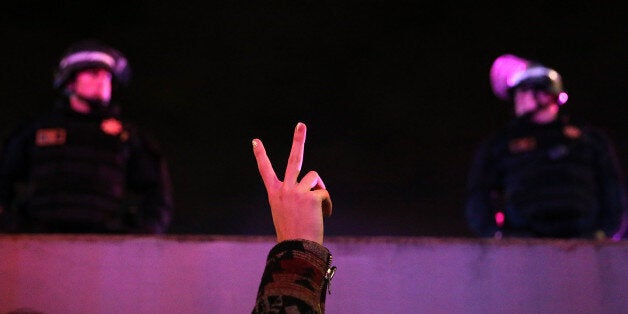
[508,65,565,100]
[490,54,568,105]
[53,39,131,90]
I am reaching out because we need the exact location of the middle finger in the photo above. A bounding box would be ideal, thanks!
[284,122,307,184]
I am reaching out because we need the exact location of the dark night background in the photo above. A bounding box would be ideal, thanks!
[2,2,626,237]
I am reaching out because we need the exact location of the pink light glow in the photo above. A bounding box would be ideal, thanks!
[489,54,530,101]
[495,211,505,228]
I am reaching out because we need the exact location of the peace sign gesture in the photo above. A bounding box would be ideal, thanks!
[252,122,332,244]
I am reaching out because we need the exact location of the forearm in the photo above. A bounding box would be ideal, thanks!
[253,240,335,314]
[591,128,627,236]
[599,184,627,237]
[465,142,502,237]
[130,156,174,233]
[465,192,501,237]
[137,193,173,234]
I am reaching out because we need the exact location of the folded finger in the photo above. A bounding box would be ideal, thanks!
[298,170,326,192]
[313,189,333,217]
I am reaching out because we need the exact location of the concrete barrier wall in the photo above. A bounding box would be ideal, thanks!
[1,235,626,314]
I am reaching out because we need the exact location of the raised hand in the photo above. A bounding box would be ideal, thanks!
[252,122,332,244]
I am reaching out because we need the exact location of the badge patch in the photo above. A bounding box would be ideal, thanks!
[35,128,67,146]
[101,118,123,136]
[563,125,582,139]
[509,137,537,153]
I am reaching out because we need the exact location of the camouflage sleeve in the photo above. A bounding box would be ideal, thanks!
[253,240,335,314]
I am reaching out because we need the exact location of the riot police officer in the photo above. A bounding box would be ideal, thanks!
[0,39,173,233]
[465,54,626,239]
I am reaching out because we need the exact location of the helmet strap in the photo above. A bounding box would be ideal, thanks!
[66,90,116,117]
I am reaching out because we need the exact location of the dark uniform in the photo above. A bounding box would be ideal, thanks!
[465,115,626,238]
[0,100,173,233]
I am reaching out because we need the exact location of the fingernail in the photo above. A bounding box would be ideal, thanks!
[252,139,258,148]
[296,122,304,130]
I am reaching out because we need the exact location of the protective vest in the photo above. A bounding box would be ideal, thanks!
[490,118,600,237]
[24,109,132,231]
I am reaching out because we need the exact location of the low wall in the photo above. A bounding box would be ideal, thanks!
[1,235,626,314]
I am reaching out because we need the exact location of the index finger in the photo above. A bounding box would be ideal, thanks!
[284,122,307,184]
[252,138,279,191]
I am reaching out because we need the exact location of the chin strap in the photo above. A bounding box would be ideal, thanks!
[69,93,120,117]
[518,106,545,122]
[74,93,110,109]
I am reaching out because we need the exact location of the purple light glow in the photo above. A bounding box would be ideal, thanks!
[558,92,569,105]
[489,54,530,101]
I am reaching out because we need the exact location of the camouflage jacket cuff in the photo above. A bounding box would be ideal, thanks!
[253,239,333,313]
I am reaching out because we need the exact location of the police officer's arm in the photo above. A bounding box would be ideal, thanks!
[252,122,334,314]
[140,155,174,234]
[589,128,627,238]
[465,139,501,237]
[0,127,31,230]
[126,129,174,234]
